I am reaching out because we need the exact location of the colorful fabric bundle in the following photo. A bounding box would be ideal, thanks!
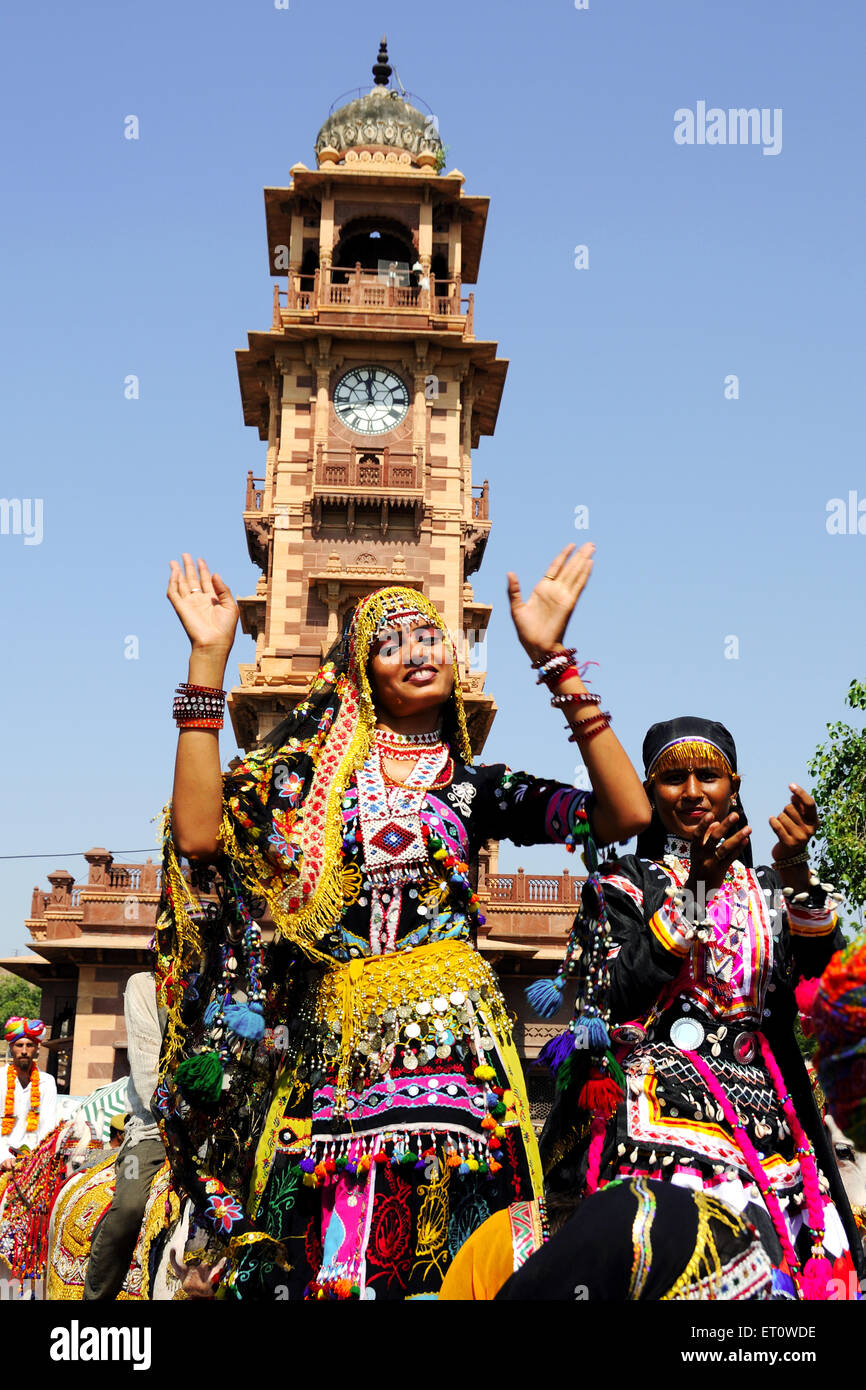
[0,1126,69,1282]
[813,930,866,1149]
[4,1018,45,1043]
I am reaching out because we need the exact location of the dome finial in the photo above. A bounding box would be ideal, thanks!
[372,36,391,87]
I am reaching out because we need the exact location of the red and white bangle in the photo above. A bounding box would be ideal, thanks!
[551,691,601,709]
[534,648,577,685]
[174,682,226,729]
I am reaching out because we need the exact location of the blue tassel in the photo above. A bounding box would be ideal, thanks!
[203,999,219,1026]
[537,1030,577,1074]
[526,977,565,1020]
[577,1014,611,1050]
[224,1000,266,1041]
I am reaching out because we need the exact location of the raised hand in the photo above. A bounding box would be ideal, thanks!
[506,543,595,661]
[770,784,818,868]
[167,554,239,655]
[685,809,752,896]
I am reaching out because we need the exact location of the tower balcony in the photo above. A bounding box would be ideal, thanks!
[313,444,423,496]
[310,445,425,537]
[272,265,475,336]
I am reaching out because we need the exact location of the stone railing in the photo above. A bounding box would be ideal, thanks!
[245,472,265,511]
[471,480,489,520]
[274,265,469,322]
[485,870,583,906]
[314,450,420,492]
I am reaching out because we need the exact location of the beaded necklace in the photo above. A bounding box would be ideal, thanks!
[381,758,454,790]
[375,727,446,761]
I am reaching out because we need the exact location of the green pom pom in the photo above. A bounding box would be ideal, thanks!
[604,1050,626,1090]
[175,1050,224,1106]
[555,1052,580,1093]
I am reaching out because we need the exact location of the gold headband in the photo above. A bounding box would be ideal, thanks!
[646,739,733,784]
[347,586,473,764]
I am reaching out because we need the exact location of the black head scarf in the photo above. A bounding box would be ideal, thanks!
[636,715,752,867]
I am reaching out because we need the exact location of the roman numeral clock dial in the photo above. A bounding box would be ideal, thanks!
[333,367,410,435]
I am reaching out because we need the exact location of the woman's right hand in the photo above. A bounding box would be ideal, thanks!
[167,554,239,655]
[685,810,752,897]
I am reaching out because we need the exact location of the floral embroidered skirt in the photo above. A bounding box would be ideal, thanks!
[226,940,543,1300]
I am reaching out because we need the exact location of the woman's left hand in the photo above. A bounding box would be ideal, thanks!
[506,543,595,661]
[769,783,818,864]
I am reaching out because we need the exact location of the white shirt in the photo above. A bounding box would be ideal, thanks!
[122,973,162,1147]
[0,1065,58,1163]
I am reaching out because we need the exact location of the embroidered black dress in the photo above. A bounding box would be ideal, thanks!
[564,837,865,1294]
[166,758,592,1302]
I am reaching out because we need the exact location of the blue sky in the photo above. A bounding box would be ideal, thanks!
[1,0,864,956]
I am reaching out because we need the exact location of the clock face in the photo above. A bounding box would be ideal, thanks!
[333,366,410,435]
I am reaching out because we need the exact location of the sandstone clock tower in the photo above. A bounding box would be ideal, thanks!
[4,46,574,1119]
[230,40,507,754]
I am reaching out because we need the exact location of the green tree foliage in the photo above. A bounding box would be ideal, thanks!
[808,678,866,925]
[0,972,42,1034]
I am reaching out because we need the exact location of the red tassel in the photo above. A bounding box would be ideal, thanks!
[795,977,821,1035]
[799,1254,834,1301]
[578,1077,623,1117]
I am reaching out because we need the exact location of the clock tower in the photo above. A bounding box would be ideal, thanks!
[231,40,507,754]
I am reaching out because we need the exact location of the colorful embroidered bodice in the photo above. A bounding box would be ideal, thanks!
[655,841,775,1025]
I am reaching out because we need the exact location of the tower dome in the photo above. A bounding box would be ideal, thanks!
[315,38,443,170]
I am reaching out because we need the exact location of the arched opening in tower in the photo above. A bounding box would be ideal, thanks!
[332,217,417,286]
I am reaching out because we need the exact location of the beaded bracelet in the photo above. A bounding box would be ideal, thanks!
[535,654,577,686]
[173,699,225,721]
[570,720,611,746]
[174,682,226,728]
[548,665,581,686]
[531,646,577,672]
[774,848,810,871]
[569,709,611,731]
[568,713,612,745]
[551,691,601,708]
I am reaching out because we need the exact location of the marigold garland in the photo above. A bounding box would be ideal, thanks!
[2,1062,39,1138]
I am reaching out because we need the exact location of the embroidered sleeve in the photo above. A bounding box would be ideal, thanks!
[648,898,695,958]
[755,864,845,985]
[603,858,690,1023]
[786,900,838,938]
[471,764,595,850]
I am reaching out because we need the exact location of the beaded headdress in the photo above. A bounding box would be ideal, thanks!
[642,717,737,783]
[345,586,472,761]
[637,715,751,867]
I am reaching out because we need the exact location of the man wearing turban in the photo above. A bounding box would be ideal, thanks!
[0,1017,58,1170]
